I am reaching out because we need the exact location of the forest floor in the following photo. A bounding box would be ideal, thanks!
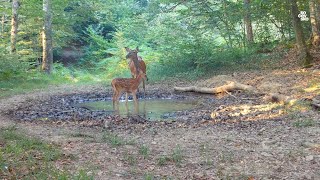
[1,55,320,179]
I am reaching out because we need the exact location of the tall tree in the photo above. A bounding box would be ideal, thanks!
[1,14,5,37]
[316,0,320,30]
[310,0,320,46]
[10,0,19,53]
[42,0,53,74]
[244,0,254,44]
[290,0,312,67]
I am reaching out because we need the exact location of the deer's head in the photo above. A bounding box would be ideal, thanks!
[125,47,139,59]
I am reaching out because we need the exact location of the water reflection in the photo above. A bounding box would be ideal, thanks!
[77,99,197,120]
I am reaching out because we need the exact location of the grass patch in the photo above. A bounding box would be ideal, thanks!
[171,145,183,166]
[123,151,137,166]
[144,173,155,180]
[0,126,92,179]
[139,145,150,159]
[293,119,316,128]
[0,62,112,99]
[199,143,213,166]
[285,100,312,115]
[70,132,95,139]
[102,131,135,147]
[157,145,183,167]
[157,155,171,166]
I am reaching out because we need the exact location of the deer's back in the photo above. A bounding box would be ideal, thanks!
[112,78,139,93]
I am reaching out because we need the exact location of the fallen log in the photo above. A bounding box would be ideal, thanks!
[174,81,256,94]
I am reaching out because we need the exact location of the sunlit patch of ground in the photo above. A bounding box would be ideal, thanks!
[209,101,286,124]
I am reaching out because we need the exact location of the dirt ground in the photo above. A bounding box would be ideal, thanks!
[1,68,320,180]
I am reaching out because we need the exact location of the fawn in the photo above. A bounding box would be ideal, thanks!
[125,47,147,97]
[111,72,147,110]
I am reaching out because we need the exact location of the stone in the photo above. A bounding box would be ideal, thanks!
[261,152,273,157]
[306,155,314,161]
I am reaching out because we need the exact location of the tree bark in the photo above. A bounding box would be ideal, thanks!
[290,0,312,67]
[222,0,233,48]
[244,0,254,44]
[42,0,53,74]
[316,0,320,30]
[10,0,19,53]
[1,14,5,37]
[309,0,320,47]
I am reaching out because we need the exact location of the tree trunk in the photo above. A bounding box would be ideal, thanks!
[244,0,254,44]
[1,14,5,37]
[310,0,320,47]
[10,0,19,53]
[316,0,320,30]
[290,0,312,67]
[222,0,233,48]
[42,0,53,74]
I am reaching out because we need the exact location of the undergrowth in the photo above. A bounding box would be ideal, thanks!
[0,126,93,179]
[0,62,111,98]
[0,42,287,98]
[149,45,286,82]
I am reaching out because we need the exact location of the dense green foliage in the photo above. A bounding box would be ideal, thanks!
[0,0,316,91]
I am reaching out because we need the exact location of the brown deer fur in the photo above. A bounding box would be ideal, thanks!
[125,47,147,97]
[111,73,147,108]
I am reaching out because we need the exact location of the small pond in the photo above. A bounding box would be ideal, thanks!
[76,99,198,120]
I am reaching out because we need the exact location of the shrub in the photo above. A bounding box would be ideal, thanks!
[0,49,30,81]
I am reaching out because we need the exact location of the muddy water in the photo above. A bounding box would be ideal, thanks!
[76,99,198,120]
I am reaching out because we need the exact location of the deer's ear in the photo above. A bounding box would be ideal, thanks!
[136,46,139,52]
[125,47,131,52]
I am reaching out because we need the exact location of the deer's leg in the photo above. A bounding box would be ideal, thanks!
[112,90,116,109]
[132,91,138,105]
[125,93,128,105]
[124,100,129,116]
[142,100,146,119]
[143,79,145,98]
[132,91,139,115]
[113,91,120,113]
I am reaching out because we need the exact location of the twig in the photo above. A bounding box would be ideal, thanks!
[164,0,186,12]
[224,90,237,99]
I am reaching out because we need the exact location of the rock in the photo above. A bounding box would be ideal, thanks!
[261,152,273,157]
[305,155,314,161]
[258,127,266,135]
[104,120,111,128]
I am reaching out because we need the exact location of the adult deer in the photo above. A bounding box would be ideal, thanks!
[111,73,147,112]
[125,47,147,97]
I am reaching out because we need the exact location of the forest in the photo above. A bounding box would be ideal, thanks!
[0,0,320,179]
[0,0,317,88]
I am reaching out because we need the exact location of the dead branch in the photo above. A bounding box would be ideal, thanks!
[174,81,256,94]
[224,90,237,99]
